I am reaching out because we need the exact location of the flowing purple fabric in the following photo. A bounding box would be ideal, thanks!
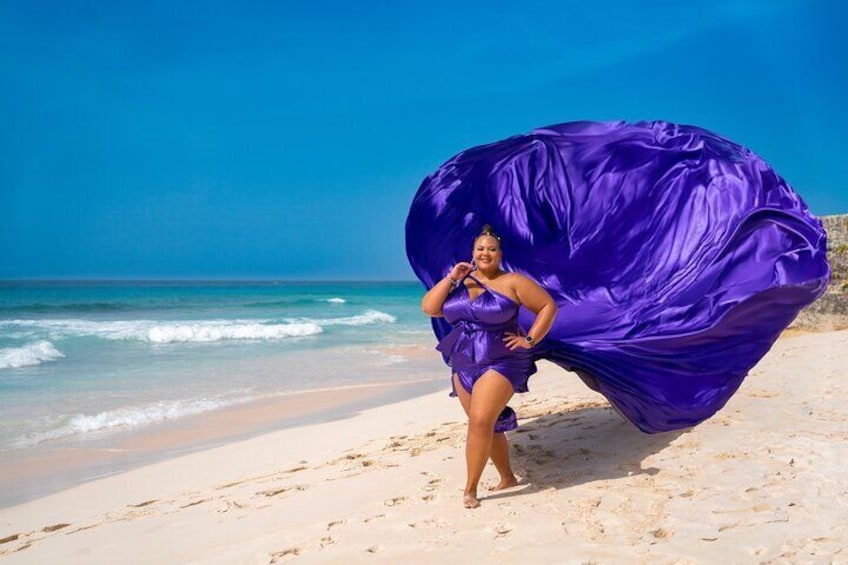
[406,120,830,433]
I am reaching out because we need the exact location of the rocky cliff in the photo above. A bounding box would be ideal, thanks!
[790,213,848,331]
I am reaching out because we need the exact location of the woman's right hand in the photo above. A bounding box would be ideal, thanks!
[449,262,475,282]
[423,261,474,316]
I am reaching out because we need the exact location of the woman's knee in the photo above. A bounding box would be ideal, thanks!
[467,416,495,436]
[467,407,499,433]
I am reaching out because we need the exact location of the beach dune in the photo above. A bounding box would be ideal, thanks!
[1,330,846,563]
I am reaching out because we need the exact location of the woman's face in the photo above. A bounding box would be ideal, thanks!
[472,235,502,269]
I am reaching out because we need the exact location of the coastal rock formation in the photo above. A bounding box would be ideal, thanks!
[791,213,848,331]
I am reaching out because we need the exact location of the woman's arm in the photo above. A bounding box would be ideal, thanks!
[421,262,474,317]
[503,274,558,350]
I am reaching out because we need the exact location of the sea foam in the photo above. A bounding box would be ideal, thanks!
[146,321,322,343]
[0,310,395,344]
[0,319,323,344]
[312,309,396,326]
[0,341,64,370]
[16,396,250,447]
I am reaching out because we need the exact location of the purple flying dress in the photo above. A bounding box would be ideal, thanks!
[437,273,536,432]
[406,120,830,433]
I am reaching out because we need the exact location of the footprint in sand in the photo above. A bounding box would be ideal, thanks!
[422,477,442,492]
[492,524,513,539]
[216,479,252,490]
[10,541,32,553]
[363,514,385,523]
[0,534,21,545]
[269,547,301,562]
[747,390,780,398]
[0,522,73,555]
[66,524,99,535]
[282,465,308,473]
[408,518,448,528]
[257,484,308,498]
[180,498,210,509]
[650,528,673,539]
[384,496,406,507]
[327,519,346,531]
[216,500,249,513]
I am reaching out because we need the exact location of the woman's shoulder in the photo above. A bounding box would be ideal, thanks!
[500,272,546,296]
[499,271,533,286]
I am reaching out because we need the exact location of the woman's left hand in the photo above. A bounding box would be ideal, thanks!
[503,332,533,350]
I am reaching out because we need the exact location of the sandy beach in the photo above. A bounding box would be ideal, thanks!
[0,377,445,509]
[1,330,845,564]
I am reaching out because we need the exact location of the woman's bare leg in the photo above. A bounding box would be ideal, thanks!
[463,370,514,508]
[452,374,518,501]
[488,433,518,491]
[452,373,472,416]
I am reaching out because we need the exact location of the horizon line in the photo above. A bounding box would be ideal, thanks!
[0,277,421,284]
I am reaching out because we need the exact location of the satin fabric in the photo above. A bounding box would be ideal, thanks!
[406,120,830,433]
[437,274,534,432]
[437,274,536,395]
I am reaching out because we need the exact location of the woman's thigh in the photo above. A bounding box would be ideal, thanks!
[469,369,514,423]
[453,373,472,417]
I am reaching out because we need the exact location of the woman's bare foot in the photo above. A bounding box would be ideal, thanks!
[488,475,519,491]
[463,492,481,508]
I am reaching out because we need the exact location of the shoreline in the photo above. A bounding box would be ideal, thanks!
[0,377,446,509]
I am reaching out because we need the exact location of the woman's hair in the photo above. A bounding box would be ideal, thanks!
[476,224,501,242]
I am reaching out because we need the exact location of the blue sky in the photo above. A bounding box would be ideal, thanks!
[1,0,846,280]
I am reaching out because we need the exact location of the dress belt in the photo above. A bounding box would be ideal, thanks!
[436,320,517,364]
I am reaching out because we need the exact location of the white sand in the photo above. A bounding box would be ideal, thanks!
[1,330,846,564]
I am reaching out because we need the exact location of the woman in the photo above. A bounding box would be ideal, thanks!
[421,225,557,508]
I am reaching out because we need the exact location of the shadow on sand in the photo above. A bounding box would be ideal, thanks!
[486,402,686,500]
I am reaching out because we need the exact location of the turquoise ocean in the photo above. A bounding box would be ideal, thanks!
[0,281,445,458]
